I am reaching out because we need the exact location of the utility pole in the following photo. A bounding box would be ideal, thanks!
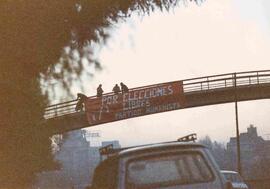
[234,73,242,175]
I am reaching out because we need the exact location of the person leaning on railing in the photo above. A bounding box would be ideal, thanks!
[112,84,121,94]
[75,93,87,112]
[97,84,103,97]
[120,82,129,93]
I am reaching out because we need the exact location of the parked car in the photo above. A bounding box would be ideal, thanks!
[221,170,249,189]
[87,135,229,189]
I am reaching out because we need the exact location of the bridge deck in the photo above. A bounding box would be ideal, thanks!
[44,70,270,134]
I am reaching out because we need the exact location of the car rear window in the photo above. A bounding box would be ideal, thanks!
[126,152,214,188]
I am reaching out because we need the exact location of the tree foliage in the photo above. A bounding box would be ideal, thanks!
[0,0,199,188]
[199,136,231,170]
[199,136,270,180]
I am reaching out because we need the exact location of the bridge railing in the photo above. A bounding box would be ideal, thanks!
[44,70,270,119]
[183,70,270,93]
[44,100,78,119]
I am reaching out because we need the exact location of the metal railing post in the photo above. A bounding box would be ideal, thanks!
[257,72,259,84]
[55,105,58,117]
[207,77,209,90]
[233,73,236,87]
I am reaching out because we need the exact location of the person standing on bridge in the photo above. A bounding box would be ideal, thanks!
[120,82,129,93]
[97,84,103,97]
[112,84,121,94]
[75,93,87,112]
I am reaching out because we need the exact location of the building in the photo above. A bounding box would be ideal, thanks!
[35,130,120,189]
[227,125,270,179]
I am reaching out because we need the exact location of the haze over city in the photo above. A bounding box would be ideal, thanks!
[5,1,270,188]
[69,0,270,146]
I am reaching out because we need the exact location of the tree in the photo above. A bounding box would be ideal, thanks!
[0,0,199,188]
[199,136,231,170]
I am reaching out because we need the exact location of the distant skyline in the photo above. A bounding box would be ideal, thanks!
[78,0,270,146]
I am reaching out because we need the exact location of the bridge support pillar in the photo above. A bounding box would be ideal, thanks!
[234,73,242,175]
[235,101,242,175]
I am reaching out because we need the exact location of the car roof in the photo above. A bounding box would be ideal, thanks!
[97,142,206,172]
[221,170,239,174]
[112,142,206,157]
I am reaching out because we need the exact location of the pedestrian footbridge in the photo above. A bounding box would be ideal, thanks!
[44,70,270,134]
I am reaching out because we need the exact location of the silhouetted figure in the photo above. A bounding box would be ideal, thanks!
[75,93,87,112]
[112,84,121,94]
[97,84,103,97]
[120,82,129,93]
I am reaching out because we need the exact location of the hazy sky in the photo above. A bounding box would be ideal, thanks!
[82,0,270,146]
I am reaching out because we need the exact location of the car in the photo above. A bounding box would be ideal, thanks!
[221,170,249,189]
[87,135,229,189]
